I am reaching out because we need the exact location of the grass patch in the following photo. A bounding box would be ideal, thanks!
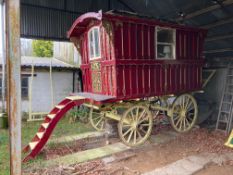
[0,116,94,174]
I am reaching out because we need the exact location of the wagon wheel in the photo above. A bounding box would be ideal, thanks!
[170,94,198,132]
[89,107,105,131]
[118,105,153,146]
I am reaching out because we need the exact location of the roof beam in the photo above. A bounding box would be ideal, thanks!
[117,0,136,12]
[21,2,83,15]
[206,33,233,42]
[176,0,233,22]
[201,16,233,29]
[204,48,233,54]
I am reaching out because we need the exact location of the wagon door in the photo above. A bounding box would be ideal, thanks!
[88,26,102,93]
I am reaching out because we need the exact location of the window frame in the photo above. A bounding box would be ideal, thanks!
[88,26,101,60]
[0,75,29,100]
[155,27,176,60]
[21,76,29,100]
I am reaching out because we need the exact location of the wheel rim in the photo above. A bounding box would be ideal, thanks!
[89,108,105,131]
[118,105,153,146]
[170,94,198,132]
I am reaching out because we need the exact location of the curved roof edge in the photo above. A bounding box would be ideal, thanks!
[67,11,102,38]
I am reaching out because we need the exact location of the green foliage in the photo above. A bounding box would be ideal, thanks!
[0,118,93,174]
[32,40,53,57]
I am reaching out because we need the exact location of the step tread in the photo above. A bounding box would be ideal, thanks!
[56,105,65,109]
[36,132,44,139]
[47,114,56,119]
[29,141,39,150]
[41,123,49,129]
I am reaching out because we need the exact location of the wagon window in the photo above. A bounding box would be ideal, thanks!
[88,27,101,60]
[156,28,175,59]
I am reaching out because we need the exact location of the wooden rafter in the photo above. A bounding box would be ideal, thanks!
[204,48,233,54]
[201,16,233,29]
[117,0,136,12]
[206,33,233,42]
[176,0,233,22]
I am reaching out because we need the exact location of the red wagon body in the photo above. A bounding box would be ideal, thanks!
[68,11,207,101]
[23,11,208,162]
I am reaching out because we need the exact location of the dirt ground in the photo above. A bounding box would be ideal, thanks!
[103,128,232,174]
[195,163,233,175]
[24,128,233,175]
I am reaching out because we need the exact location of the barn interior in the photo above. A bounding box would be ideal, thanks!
[1,0,233,174]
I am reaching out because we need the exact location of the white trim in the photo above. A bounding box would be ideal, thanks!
[88,26,101,60]
[155,27,176,60]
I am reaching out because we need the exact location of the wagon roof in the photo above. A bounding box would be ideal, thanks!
[67,10,207,39]
[67,11,102,38]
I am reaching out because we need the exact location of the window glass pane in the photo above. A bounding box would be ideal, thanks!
[22,77,28,87]
[94,28,100,57]
[22,87,28,98]
[157,29,174,43]
[157,44,173,59]
[89,31,94,58]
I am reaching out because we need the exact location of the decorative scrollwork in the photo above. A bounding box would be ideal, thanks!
[91,62,101,71]
[92,72,102,93]
[103,20,113,40]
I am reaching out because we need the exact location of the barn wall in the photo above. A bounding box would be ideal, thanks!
[0,71,74,114]
[20,0,131,40]
[27,71,73,113]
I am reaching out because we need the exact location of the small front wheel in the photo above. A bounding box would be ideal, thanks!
[89,107,105,131]
[118,105,153,147]
[170,94,198,132]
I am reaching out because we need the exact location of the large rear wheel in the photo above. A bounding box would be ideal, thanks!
[118,105,153,146]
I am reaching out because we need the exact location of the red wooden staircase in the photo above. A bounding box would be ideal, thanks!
[23,96,85,162]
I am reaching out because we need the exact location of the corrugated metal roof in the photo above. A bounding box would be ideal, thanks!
[0,56,77,69]
[20,0,233,59]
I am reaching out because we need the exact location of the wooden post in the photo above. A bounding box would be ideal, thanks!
[5,0,21,174]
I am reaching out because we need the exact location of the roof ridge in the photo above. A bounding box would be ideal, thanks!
[53,57,75,67]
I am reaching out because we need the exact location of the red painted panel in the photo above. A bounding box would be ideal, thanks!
[148,26,156,59]
[114,23,123,59]
[143,25,149,59]
[123,22,129,59]
[69,12,207,101]
[137,24,143,59]
[130,23,137,59]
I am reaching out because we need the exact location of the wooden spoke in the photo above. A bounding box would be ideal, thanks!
[89,108,105,131]
[127,129,134,143]
[136,129,142,139]
[140,123,150,126]
[138,109,146,122]
[133,129,137,144]
[170,94,198,133]
[118,105,153,147]
[123,127,133,137]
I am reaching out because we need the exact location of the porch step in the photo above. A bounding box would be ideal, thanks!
[29,141,38,150]
[56,105,65,109]
[47,114,56,119]
[41,123,49,129]
[36,132,44,139]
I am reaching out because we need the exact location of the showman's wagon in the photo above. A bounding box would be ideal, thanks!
[23,10,207,162]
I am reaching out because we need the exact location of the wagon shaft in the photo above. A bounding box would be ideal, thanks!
[105,112,130,125]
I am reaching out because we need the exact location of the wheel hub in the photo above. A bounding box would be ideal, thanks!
[180,109,186,118]
[132,121,138,129]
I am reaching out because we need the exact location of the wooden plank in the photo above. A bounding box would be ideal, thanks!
[176,0,233,22]
[43,142,130,167]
